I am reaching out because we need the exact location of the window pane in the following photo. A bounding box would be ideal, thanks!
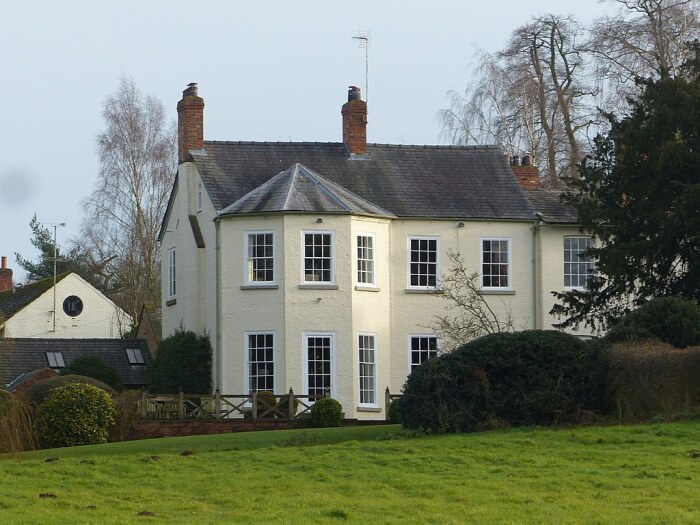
[410,337,438,371]
[248,333,274,393]
[564,237,595,289]
[482,239,510,288]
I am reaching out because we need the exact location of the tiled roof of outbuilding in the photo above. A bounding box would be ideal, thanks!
[525,189,579,224]
[193,142,536,220]
[0,338,152,388]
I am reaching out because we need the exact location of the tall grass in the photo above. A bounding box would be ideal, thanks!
[0,390,37,453]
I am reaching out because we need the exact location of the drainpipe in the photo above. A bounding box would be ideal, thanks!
[532,215,544,329]
[214,217,223,391]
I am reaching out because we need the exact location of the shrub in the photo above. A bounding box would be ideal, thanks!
[0,391,37,452]
[606,341,700,422]
[605,296,700,348]
[311,398,343,427]
[25,375,115,406]
[35,383,116,448]
[276,392,300,419]
[387,397,402,423]
[61,354,123,391]
[149,330,213,394]
[255,391,277,418]
[110,390,141,442]
[399,330,606,434]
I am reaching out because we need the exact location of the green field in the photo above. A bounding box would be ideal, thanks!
[2,422,700,524]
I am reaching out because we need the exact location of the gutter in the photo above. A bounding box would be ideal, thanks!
[214,216,223,391]
[532,215,544,329]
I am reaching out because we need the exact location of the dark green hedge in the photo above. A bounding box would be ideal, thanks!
[61,354,123,391]
[25,375,115,406]
[398,330,606,433]
[148,330,212,394]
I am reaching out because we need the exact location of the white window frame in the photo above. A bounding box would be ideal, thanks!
[301,231,336,284]
[244,332,275,395]
[408,335,439,373]
[302,332,337,400]
[167,247,176,299]
[358,333,378,407]
[244,231,276,286]
[196,180,203,212]
[407,236,440,289]
[564,236,595,290]
[480,238,512,291]
[46,352,65,369]
[356,233,376,286]
[126,348,145,365]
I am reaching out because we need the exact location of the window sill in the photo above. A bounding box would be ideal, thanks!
[240,284,279,290]
[481,289,515,295]
[356,406,382,412]
[298,284,339,290]
[405,288,440,294]
[355,285,380,292]
[166,298,177,306]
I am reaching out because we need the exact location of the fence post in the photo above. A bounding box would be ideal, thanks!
[252,391,258,420]
[214,389,221,420]
[178,388,185,420]
[288,388,294,420]
[140,388,147,419]
[385,387,391,421]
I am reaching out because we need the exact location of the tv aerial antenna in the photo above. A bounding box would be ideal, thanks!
[352,31,371,104]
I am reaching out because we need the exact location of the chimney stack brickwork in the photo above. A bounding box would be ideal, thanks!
[341,86,367,155]
[509,154,540,189]
[0,256,13,293]
[177,83,205,164]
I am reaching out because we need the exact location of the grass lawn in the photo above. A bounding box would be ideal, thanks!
[2,421,700,524]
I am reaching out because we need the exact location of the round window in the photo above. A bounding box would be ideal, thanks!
[63,295,83,317]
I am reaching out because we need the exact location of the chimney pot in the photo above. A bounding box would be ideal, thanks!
[0,256,13,293]
[1,256,6,269]
[348,86,362,101]
[183,82,198,98]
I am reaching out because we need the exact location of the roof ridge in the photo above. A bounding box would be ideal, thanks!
[202,140,502,151]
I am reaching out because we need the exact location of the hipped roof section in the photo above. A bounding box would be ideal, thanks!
[192,142,537,220]
[220,163,396,218]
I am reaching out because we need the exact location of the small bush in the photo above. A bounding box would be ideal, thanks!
[61,354,123,391]
[110,390,141,442]
[255,391,277,418]
[399,330,606,434]
[387,397,402,423]
[149,330,213,394]
[606,341,700,422]
[35,383,116,448]
[0,391,37,452]
[311,398,343,427]
[605,296,700,348]
[25,375,115,406]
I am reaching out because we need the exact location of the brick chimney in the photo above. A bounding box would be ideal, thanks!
[510,154,540,189]
[177,83,205,164]
[341,86,367,155]
[0,256,13,293]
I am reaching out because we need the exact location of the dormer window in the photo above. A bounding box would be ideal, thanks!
[126,348,145,366]
[46,352,65,369]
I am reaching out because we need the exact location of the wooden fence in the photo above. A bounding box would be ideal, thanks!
[137,388,402,422]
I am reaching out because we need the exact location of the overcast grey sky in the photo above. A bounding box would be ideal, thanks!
[0,0,611,283]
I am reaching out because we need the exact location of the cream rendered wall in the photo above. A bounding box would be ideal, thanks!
[4,273,130,338]
[161,162,218,341]
[387,219,537,394]
[537,223,597,337]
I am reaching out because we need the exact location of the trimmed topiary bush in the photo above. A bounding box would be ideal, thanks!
[399,330,606,434]
[61,354,123,391]
[149,330,213,394]
[25,375,115,406]
[35,383,116,448]
[311,397,343,427]
[605,296,700,348]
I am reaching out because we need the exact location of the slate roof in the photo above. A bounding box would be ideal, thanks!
[0,273,71,323]
[193,142,536,220]
[525,189,579,224]
[221,163,396,218]
[0,338,152,388]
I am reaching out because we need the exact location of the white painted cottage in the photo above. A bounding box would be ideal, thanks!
[159,84,594,420]
[0,271,131,339]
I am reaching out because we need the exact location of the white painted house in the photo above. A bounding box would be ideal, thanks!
[0,272,131,339]
[160,84,594,420]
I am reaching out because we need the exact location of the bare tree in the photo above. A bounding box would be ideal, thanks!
[589,0,700,108]
[429,251,516,352]
[79,76,176,320]
[440,15,597,187]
